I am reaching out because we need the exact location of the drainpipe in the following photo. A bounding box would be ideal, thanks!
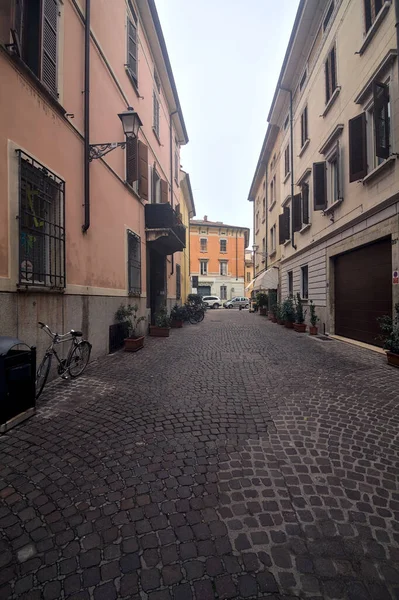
[280,86,297,250]
[395,0,399,97]
[170,110,178,276]
[265,165,268,271]
[82,0,91,233]
[236,230,238,281]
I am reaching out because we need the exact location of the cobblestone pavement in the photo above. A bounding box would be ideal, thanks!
[1,310,399,600]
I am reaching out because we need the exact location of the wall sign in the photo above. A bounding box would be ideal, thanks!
[393,270,399,285]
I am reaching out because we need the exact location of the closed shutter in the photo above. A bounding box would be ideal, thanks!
[373,81,390,159]
[313,162,327,210]
[292,193,302,232]
[349,113,367,182]
[278,213,285,245]
[127,18,137,82]
[126,137,138,186]
[364,0,372,31]
[42,0,58,95]
[325,56,330,103]
[283,206,290,241]
[160,179,168,204]
[138,141,148,200]
[13,0,24,53]
[302,182,309,224]
[127,230,141,295]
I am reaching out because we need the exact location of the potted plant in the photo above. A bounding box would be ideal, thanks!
[294,293,307,333]
[270,303,278,323]
[276,303,285,325]
[170,304,186,328]
[282,297,295,328]
[256,292,269,316]
[378,303,399,367]
[150,307,171,337]
[115,304,146,352]
[309,300,319,335]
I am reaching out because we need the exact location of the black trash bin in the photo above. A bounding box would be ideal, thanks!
[0,337,36,433]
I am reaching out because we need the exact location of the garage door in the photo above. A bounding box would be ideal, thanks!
[335,237,392,346]
[197,286,211,297]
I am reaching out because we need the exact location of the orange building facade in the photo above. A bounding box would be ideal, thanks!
[190,217,249,300]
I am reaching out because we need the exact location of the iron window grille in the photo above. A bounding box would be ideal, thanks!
[127,230,141,295]
[17,150,65,289]
[176,264,181,300]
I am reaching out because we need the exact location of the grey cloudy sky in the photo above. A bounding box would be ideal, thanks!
[155,0,299,241]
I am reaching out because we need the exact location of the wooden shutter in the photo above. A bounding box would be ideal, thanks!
[127,18,137,81]
[302,183,309,224]
[126,137,138,186]
[278,213,286,245]
[313,162,327,210]
[292,193,302,233]
[283,206,290,241]
[160,179,168,204]
[330,46,336,92]
[138,141,148,200]
[13,0,24,55]
[325,55,330,103]
[373,81,390,160]
[364,0,372,31]
[42,0,58,95]
[349,113,367,182]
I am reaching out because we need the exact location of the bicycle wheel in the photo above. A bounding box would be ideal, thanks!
[68,341,91,378]
[197,310,205,322]
[188,311,201,324]
[36,354,52,399]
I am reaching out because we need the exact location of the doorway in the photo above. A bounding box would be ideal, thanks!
[149,249,166,324]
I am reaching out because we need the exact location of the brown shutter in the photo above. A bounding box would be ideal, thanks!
[292,193,302,232]
[138,141,148,200]
[42,0,58,95]
[160,179,168,204]
[302,183,309,224]
[325,55,330,103]
[330,46,336,92]
[349,113,367,182]
[313,162,327,210]
[278,213,285,245]
[373,81,390,160]
[126,137,138,186]
[283,206,290,241]
[127,18,137,81]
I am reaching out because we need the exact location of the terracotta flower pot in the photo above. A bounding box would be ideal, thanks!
[149,326,170,337]
[387,351,399,368]
[309,326,318,336]
[294,323,307,333]
[271,316,277,323]
[124,336,145,352]
[284,321,294,329]
[268,312,274,320]
[277,319,285,325]
[171,320,183,328]
[259,308,267,316]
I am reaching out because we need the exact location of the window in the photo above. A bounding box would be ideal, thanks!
[220,239,227,253]
[328,148,341,205]
[176,264,181,300]
[200,260,208,275]
[284,145,290,176]
[151,168,161,203]
[270,175,276,206]
[279,206,290,244]
[153,91,160,138]
[300,69,307,91]
[220,261,228,276]
[200,238,207,252]
[270,224,276,252]
[284,114,289,130]
[325,46,337,104]
[12,0,59,96]
[127,12,138,85]
[367,81,391,168]
[154,69,161,93]
[364,0,383,32]
[262,237,266,262]
[255,212,259,231]
[301,106,308,148]
[18,151,65,288]
[301,265,309,299]
[220,285,227,300]
[301,182,310,225]
[263,196,266,217]
[323,1,334,31]
[288,271,293,297]
[127,230,141,295]
[174,148,179,183]
[246,271,251,282]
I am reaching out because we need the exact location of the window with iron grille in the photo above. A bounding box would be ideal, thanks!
[288,271,293,296]
[18,150,65,288]
[127,230,141,295]
[176,264,181,299]
[301,265,309,299]
[12,0,59,97]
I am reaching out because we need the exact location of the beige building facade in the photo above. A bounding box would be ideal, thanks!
[250,0,399,346]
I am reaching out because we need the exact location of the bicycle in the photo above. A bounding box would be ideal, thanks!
[184,302,206,324]
[35,322,92,399]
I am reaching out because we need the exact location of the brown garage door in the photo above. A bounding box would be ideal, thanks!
[335,237,392,346]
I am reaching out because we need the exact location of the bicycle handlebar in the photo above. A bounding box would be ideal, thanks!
[37,322,75,341]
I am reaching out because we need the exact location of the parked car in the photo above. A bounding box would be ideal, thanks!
[202,296,222,309]
[224,297,250,309]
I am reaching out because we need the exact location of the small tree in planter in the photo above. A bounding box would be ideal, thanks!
[294,293,307,333]
[378,303,399,367]
[270,303,278,323]
[256,292,269,316]
[170,304,186,328]
[282,297,295,328]
[276,302,284,325]
[115,304,146,352]
[309,300,319,335]
[150,307,171,337]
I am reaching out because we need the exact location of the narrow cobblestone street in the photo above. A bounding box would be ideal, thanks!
[1,311,399,600]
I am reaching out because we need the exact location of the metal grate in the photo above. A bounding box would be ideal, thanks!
[128,230,141,295]
[109,322,129,354]
[17,150,65,289]
[176,264,181,300]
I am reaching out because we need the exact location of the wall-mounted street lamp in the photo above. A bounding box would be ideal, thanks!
[89,107,143,162]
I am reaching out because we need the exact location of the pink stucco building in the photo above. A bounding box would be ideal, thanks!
[0,0,188,359]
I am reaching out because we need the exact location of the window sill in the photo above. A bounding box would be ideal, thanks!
[153,127,162,145]
[283,171,291,184]
[298,138,310,157]
[269,200,277,212]
[322,87,341,117]
[362,155,396,184]
[282,195,291,208]
[17,284,65,294]
[283,239,292,247]
[323,198,343,214]
[359,2,391,55]
[125,68,141,98]
[269,249,277,258]
[299,223,311,234]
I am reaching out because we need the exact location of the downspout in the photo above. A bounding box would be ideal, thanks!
[170,110,178,276]
[280,86,297,250]
[395,0,399,100]
[265,165,268,271]
[236,230,238,281]
[82,0,91,233]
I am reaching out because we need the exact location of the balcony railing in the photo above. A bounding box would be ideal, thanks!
[145,203,186,254]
